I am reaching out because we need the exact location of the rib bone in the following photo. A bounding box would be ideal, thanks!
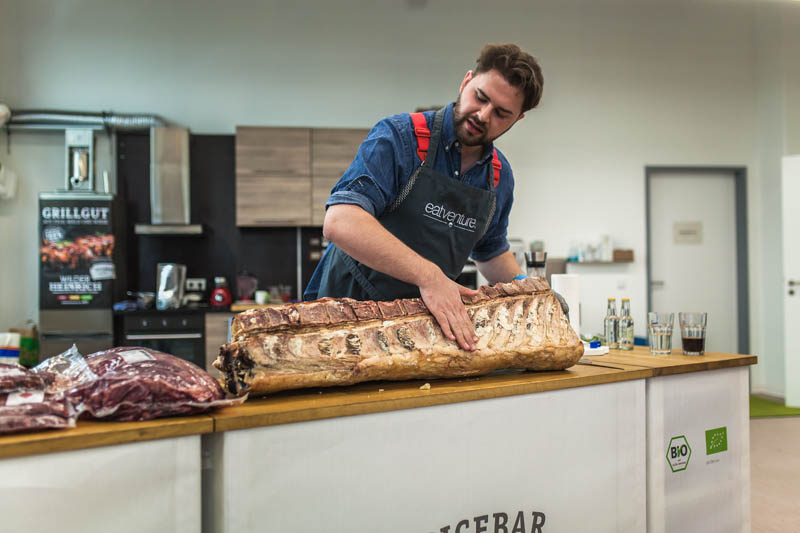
[214,277,583,396]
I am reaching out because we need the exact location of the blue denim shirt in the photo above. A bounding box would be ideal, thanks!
[304,102,515,300]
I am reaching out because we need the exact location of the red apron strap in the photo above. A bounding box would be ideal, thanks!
[413,112,500,186]
[410,113,430,162]
[491,149,502,187]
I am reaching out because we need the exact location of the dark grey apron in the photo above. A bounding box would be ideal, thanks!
[317,107,497,301]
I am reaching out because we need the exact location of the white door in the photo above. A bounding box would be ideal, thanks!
[782,156,800,407]
[649,171,738,354]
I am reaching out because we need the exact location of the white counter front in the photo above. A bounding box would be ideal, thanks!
[205,379,646,533]
[0,435,202,533]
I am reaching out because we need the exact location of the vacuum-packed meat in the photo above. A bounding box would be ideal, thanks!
[0,390,75,434]
[69,347,241,421]
[0,363,45,393]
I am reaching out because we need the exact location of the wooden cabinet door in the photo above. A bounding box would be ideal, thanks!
[311,128,369,225]
[205,312,237,378]
[236,127,311,178]
[236,127,312,226]
[237,176,312,226]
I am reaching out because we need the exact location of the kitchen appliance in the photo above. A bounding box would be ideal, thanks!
[156,263,187,310]
[183,277,207,308]
[120,312,205,369]
[236,271,258,302]
[133,127,203,235]
[525,251,547,278]
[65,129,94,191]
[38,192,126,358]
[210,277,233,308]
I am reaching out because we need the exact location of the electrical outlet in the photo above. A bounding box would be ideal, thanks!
[186,278,206,292]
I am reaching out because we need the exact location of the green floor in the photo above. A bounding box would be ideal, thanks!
[750,395,800,418]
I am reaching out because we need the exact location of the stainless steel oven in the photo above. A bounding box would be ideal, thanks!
[121,312,205,369]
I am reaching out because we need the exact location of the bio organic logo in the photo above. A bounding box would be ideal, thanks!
[705,427,728,455]
[666,435,692,473]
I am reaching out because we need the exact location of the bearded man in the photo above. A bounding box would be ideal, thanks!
[304,43,544,352]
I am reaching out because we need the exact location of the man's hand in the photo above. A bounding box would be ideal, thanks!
[418,268,480,351]
[324,205,480,349]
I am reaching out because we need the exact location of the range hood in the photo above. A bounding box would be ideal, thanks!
[134,127,203,235]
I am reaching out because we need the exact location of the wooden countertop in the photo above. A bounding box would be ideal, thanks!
[0,414,214,460]
[587,346,758,375]
[0,347,755,458]
[211,360,652,432]
[211,347,756,432]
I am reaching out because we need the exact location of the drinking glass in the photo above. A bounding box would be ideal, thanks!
[648,312,674,355]
[679,312,708,355]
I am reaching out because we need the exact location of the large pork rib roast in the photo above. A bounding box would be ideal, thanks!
[215,277,583,396]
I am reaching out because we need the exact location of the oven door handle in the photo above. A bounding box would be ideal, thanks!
[125,333,203,340]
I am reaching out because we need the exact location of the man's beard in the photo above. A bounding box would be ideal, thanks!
[453,94,489,147]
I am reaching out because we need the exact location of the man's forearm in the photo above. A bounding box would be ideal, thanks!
[323,204,480,351]
[475,250,524,284]
[323,204,438,287]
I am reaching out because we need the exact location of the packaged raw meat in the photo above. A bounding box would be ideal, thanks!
[31,344,97,393]
[0,363,45,393]
[68,347,244,422]
[0,390,76,435]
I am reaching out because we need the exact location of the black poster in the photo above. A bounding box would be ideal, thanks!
[39,196,116,309]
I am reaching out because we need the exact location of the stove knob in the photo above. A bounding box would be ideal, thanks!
[161,319,168,327]
[141,319,149,327]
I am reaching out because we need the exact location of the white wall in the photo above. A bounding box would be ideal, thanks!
[0,0,795,392]
[749,2,800,398]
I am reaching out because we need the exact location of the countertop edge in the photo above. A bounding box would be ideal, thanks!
[211,367,654,432]
[0,416,214,460]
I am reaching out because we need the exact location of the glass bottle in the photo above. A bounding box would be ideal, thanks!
[604,297,619,349]
[618,298,634,350]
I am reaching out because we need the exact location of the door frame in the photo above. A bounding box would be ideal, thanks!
[645,166,749,354]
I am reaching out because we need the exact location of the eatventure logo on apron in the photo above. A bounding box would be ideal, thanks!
[424,202,477,232]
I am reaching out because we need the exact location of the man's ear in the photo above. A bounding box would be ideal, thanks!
[516,112,526,123]
[459,70,474,93]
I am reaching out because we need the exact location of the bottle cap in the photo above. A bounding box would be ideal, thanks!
[608,297,616,301]
[622,297,630,301]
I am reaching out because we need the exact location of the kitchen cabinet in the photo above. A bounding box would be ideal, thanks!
[205,312,236,378]
[311,128,368,225]
[235,126,368,227]
[236,127,312,226]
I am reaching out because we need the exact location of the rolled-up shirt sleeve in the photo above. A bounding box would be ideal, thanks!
[325,117,414,217]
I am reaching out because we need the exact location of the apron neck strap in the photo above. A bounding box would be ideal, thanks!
[488,148,501,189]
[411,108,500,188]
[410,108,446,168]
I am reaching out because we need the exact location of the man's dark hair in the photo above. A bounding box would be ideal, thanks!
[475,43,543,112]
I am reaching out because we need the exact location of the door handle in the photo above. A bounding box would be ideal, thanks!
[651,280,665,289]
[790,280,799,296]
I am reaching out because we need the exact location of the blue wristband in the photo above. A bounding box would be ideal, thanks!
[512,274,528,281]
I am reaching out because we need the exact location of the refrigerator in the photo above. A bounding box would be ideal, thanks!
[38,192,126,358]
